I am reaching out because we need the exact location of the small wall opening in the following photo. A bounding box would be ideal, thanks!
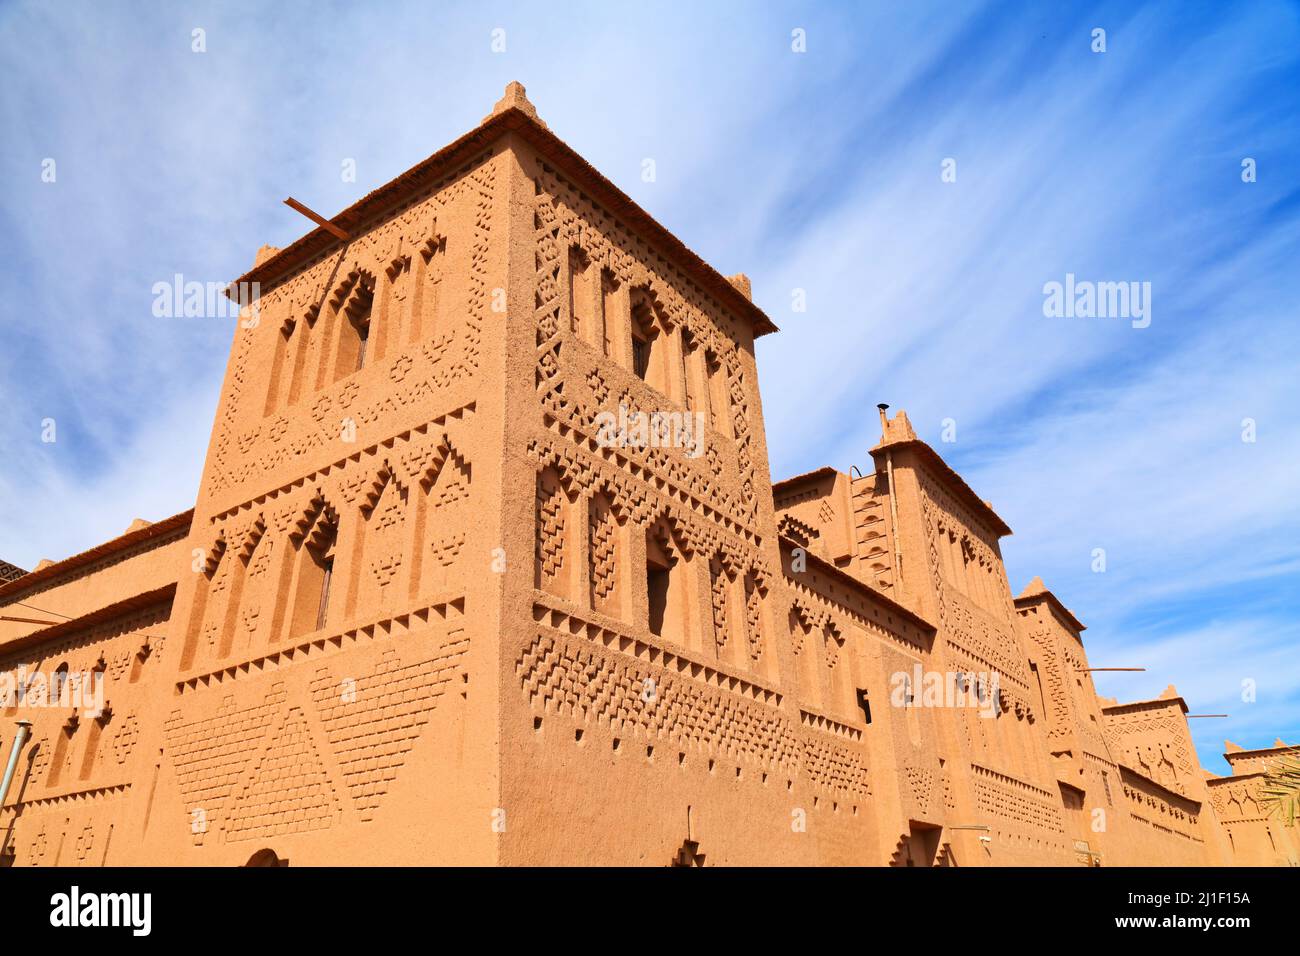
[631,289,672,396]
[856,688,872,724]
[289,506,339,640]
[334,276,375,379]
[645,522,691,647]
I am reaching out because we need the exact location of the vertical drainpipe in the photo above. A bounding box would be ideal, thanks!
[877,404,903,588]
[0,720,33,810]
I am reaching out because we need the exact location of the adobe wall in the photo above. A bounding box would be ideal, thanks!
[1015,593,1131,864]
[1,86,1292,868]
[496,135,890,865]
[1209,772,1300,866]
[0,588,174,866]
[111,141,514,865]
[887,446,1073,864]
[0,517,190,645]
[1209,744,1300,866]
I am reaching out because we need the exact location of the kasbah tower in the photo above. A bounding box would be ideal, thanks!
[0,84,1295,868]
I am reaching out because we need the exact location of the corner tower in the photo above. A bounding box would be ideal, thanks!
[120,82,805,865]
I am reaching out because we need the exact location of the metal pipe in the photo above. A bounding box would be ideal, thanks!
[885,450,902,585]
[0,720,32,809]
[876,403,904,586]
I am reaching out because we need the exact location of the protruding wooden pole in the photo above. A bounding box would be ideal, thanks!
[284,197,350,241]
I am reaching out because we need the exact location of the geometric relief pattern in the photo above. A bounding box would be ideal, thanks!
[111,712,139,765]
[536,470,567,592]
[531,164,763,539]
[744,575,764,663]
[310,634,469,821]
[905,765,938,818]
[163,685,287,844]
[422,448,472,587]
[709,559,730,650]
[589,500,618,606]
[803,732,870,797]
[365,477,409,602]
[971,765,1065,834]
[225,707,341,842]
[1104,708,1196,797]
[205,154,497,500]
[517,632,800,770]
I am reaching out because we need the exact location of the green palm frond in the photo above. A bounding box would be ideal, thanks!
[1259,756,1300,826]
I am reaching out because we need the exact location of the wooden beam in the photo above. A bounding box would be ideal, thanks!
[283,197,350,241]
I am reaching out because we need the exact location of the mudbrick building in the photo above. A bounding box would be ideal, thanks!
[1,84,1295,867]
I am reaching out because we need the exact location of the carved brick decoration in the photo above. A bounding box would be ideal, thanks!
[2,83,1288,869]
[225,707,341,842]
[588,495,619,613]
[536,469,568,596]
[163,686,288,845]
[310,635,468,821]
[709,558,730,651]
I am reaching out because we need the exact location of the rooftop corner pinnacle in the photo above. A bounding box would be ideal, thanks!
[1018,576,1048,600]
[878,407,916,444]
[486,80,546,129]
[726,274,753,301]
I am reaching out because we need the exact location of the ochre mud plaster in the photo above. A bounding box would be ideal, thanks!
[1,84,1294,867]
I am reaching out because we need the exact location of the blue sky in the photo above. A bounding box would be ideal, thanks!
[1,1,1296,771]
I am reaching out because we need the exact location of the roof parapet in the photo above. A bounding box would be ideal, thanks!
[1014,576,1086,632]
[869,406,1012,538]
[228,81,777,338]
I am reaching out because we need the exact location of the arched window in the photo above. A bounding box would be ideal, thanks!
[51,662,70,707]
[630,291,660,387]
[181,537,227,671]
[599,269,620,357]
[789,608,820,709]
[413,234,447,345]
[333,276,375,380]
[682,330,707,418]
[645,520,692,648]
[289,505,339,639]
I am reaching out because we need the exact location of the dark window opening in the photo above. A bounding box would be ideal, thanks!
[630,290,666,392]
[291,512,339,640]
[856,688,872,724]
[316,556,334,631]
[355,323,369,371]
[52,662,70,706]
[632,335,650,380]
[647,558,671,637]
[336,278,374,378]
